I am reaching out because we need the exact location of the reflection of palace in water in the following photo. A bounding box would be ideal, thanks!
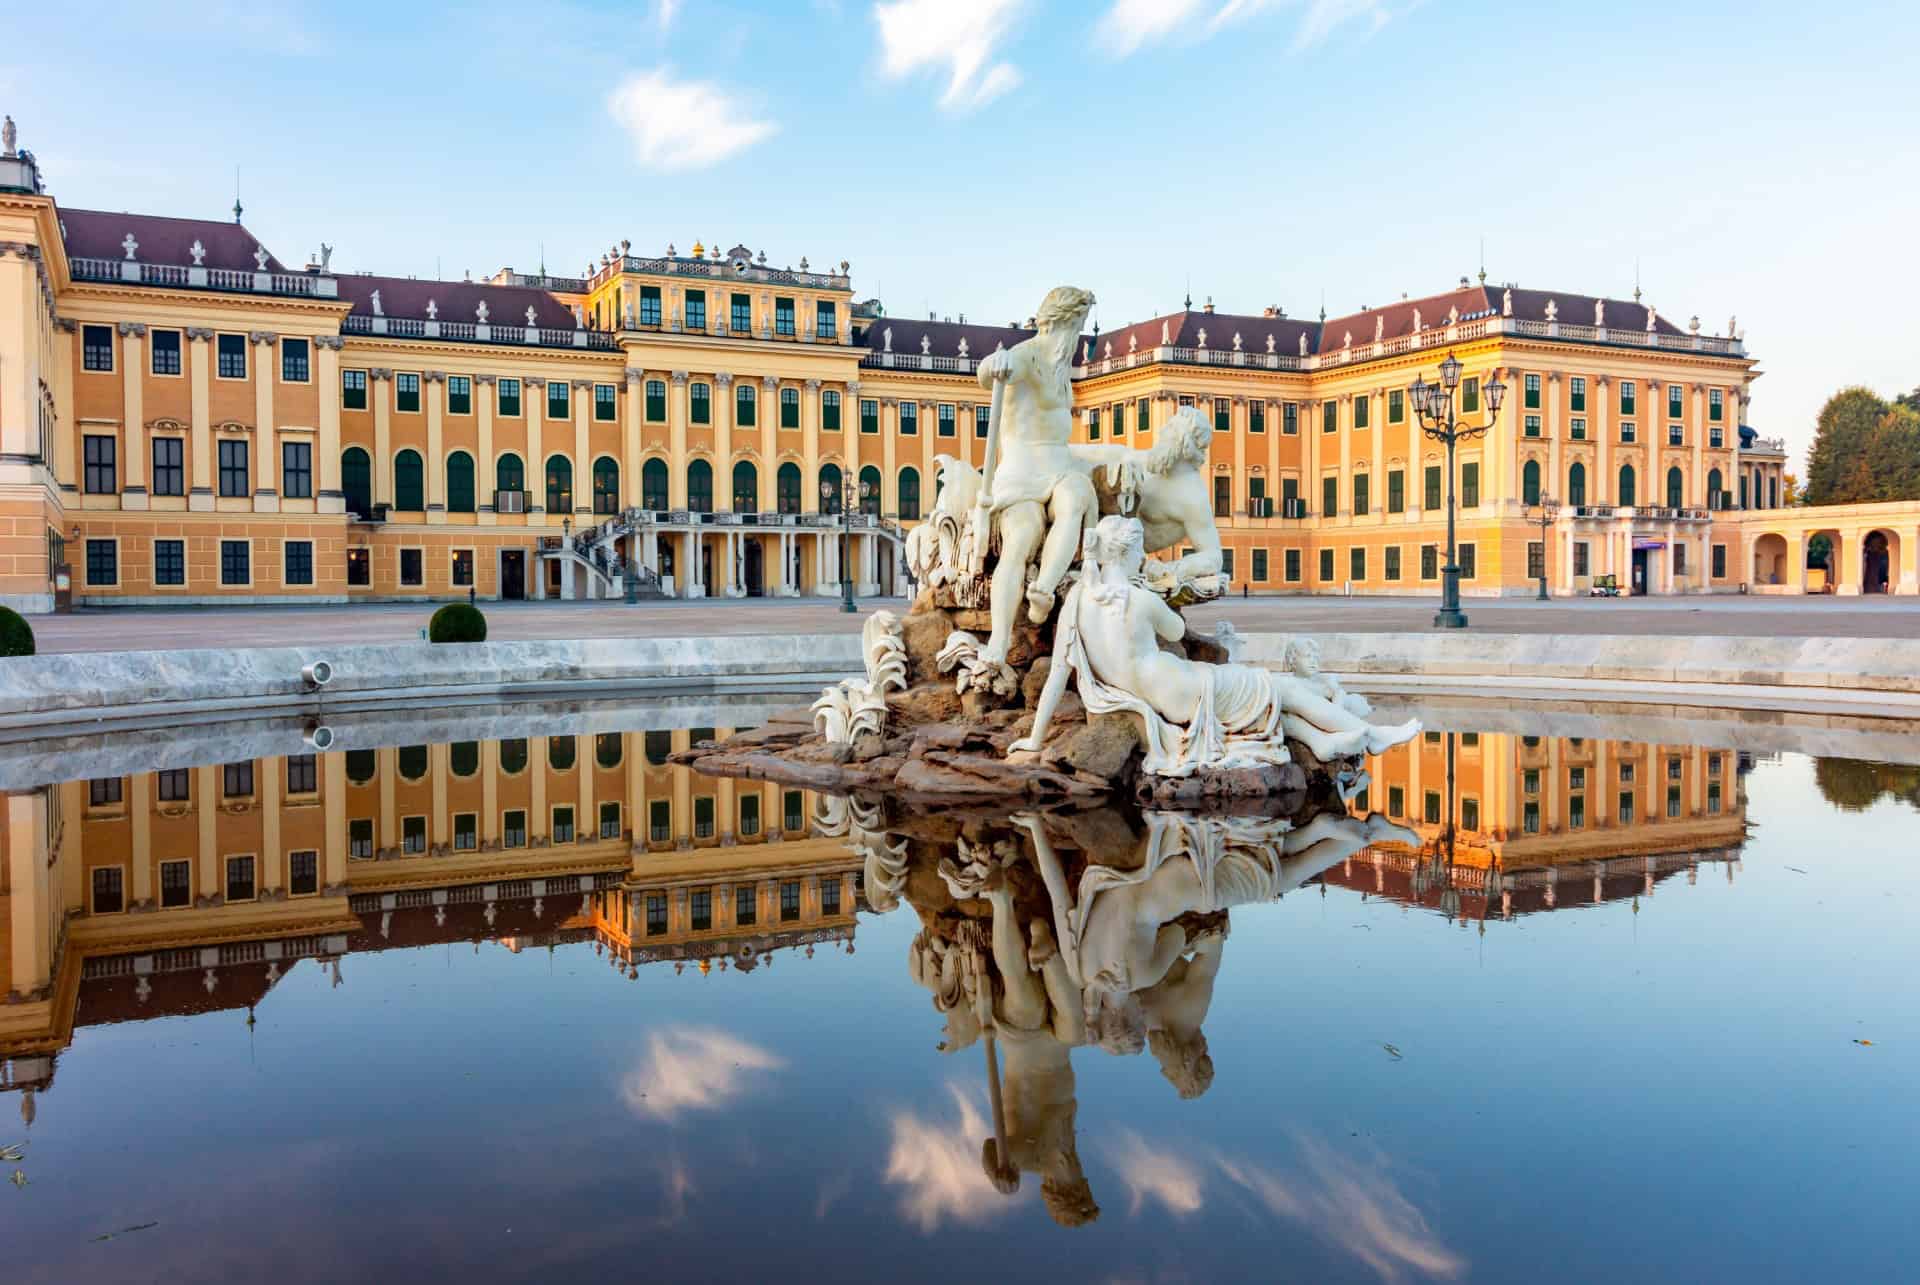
[1332,732,1750,919]
[0,728,861,1105]
[2,726,1752,1121]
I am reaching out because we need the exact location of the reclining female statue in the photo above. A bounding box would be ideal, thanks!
[1012,515,1419,775]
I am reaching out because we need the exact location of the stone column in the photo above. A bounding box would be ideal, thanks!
[530,738,548,842]
[1560,516,1575,591]
[261,756,282,893]
[187,327,215,511]
[482,741,500,846]
[1594,377,1611,503]
[669,371,690,507]
[370,368,393,506]
[424,371,446,514]
[130,772,153,905]
[252,332,279,511]
[323,752,347,890]
[524,379,546,514]
[196,765,219,897]
[1368,388,1384,524]
[316,337,345,512]
[476,374,497,521]
[622,368,644,507]
[119,323,149,510]
[1337,395,1352,523]
[378,748,397,850]
[1691,383,1707,506]
[572,379,592,517]
[1546,372,1562,509]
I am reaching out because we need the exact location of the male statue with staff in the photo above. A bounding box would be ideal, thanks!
[969,286,1100,675]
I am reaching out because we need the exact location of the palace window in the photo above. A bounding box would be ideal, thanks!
[646,893,668,935]
[160,860,191,908]
[1710,425,1724,449]
[396,372,420,413]
[1250,401,1265,433]
[1421,544,1438,579]
[1252,548,1268,581]
[504,810,527,848]
[595,383,617,422]
[1285,548,1301,582]
[781,881,802,922]
[84,434,117,494]
[639,285,662,326]
[83,324,116,371]
[347,549,369,585]
[1137,400,1150,434]
[780,387,800,428]
[399,548,423,586]
[593,457,620,514]
[939,404,957,437]
[1214,398,1230,433]
[92,867,125,914]
[1668,384,1684,419]
[1220,548,1234,579]
[1574,541,1589,577]
[349,819,374,859]
[600,801,621,840]
[775,297,795,337]
[1424,465,1442,510]
[694,796,715,839]
[685,290,706,330]
[154,539,185,586]
[546,381,569,419]
[1712,544,1727,578]
[1462,377,1480,414]
[394,449,425,510]
[1088,408,1101,441]
[284,540,314,585]
[823,390,842,431]
[1322,475,1338,517]
[283,440,312,498]
[690,382,710,425]
[1385,546,1402,580]
[979,405,993,436]
[342,368,367,409]
[1350,547,1366,582]
[692,888,716,929]
[645,379,666,421]
[225,854,257,902]
[1353,394,1370,429]
[1570,417,1587,441]
[447,375,471,415]
[157,768,190,801]
[731,293,752,332]
[217,334,247,379]
[1523,459,1542,505]
[1668,422,1684,446]
[498,378,522,417]
[1387,469,1405,514]
[1353,473,1369,516]
[281,337,309,383]
[1524,374,1541,410]
[224,761,254,798]
[736,383,756,426]
[816,301,837,339]
[452,549,474,586]
[1570,376,1587,412]
[1461,462,1479,509]
[1619,381,1636,416]
[1388,389,1405,424]
[1619,420,1636,444]
[900,402,918,435]
[553,806,576,845]
[286,754,318,794]
[85,539,117,586]
[151,329,182,375]
[1322,401,1337,433]
[1283,402,1299,434]
[1459,543,1477,579]
[1319,548,1335,581]
[218,439,249,497]
[1709,388,1724,421]
[1527,541,1545,579]
[860,399,879,434]
[1216,475,1232,519]
[736,885,758,926]
[1524,414,1541,438]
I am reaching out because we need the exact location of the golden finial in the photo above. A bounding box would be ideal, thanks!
[690,240,704,259]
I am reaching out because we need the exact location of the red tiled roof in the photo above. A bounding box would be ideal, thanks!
[1082,308,1321,364]
[857,315,1033,361]
[336,273,581,329]
[59,207,290,273]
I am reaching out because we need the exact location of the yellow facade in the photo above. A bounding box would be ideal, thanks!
[10,133,1908,612]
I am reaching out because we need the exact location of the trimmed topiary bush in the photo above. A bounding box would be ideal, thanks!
[428,602,487,644]
[0,606,34,657]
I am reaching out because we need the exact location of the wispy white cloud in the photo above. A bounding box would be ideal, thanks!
[620,1026,785,1120]
[1108,1128,1206,1218]
[655,0,681,32]
[1094,0,1401,58]
[606,68,779,171]
[883,1083,1016,1232]
[872,0,1025,113]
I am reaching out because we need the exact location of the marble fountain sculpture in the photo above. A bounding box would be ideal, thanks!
[681,285,1420,804]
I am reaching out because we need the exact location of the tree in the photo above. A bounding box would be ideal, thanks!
[1806,387,1920,505]
[1781,472,1805,505]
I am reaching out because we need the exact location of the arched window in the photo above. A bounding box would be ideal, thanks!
[732,460,758,512]
[345,748,376,784]
[735,382,756,427]
[819,463,842,510]
[1768,475,1779,508]
[394,449,424,511]
[642,457,669,509]
[595,732,623,769]
[899,467,922,520]
[398,745,428,780]
[342,447,372,517]
[449,741,479,777]
[545,455,572,514]
[644,730,673,765]
[1666,466,1684,508]
[592,456,619,514]
[548,735,576,771]
[446,451,476,513]
[495,452,524,501]
[687,459,713,513]
[1707,467,1723,509]
[777,462,802,514]
[859,465,883,514]
[499,738,528,774]
[1618,464,1637,508]
[1522,459,1541,505]
[1568,461,1587,508]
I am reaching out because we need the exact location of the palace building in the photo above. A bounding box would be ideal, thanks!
[12,118,1915,614]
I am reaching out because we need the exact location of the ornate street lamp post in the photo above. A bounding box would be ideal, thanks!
[1530,492,1561,600]
[1410,352,1506,629]
[822,478,873,614]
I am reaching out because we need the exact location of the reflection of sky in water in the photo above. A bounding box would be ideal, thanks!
[6,752,1918,1283]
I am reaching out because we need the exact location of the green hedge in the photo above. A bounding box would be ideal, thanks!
[428,602,487,644]
[0,606,34,657]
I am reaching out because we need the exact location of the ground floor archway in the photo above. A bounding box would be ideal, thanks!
[1863,529,1898,594]
[1751,532,1789,586]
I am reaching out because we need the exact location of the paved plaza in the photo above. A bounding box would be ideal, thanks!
[22,593,1920,654]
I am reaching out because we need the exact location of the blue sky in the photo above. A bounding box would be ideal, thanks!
[8,0,1917,466]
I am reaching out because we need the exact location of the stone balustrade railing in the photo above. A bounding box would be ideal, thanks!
[589,254,851,293]
[339,314,619,350]
[69,256,340,298]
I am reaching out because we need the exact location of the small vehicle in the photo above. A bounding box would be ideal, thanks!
[1588,574,1623,597]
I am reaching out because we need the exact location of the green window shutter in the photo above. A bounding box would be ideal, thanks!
[1322,475,1338,516]
[1462,462,1480,508]
[646,380,666,421]
[1424,466,1442,510]
[690,383,710,424]
[823,392,841,431]
[1354,395,1369,429]
[1322,401,1337,433]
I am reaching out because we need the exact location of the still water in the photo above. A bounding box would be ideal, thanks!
[2,710,1916,1283]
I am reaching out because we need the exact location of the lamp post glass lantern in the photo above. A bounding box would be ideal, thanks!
[822,478,873,613]
[1410,351,1505,628]
[1531,494,1561,600]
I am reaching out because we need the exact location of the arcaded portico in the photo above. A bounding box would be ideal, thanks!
[1735,500,1920,595]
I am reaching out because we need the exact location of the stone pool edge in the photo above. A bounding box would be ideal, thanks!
[0,630,1916,731]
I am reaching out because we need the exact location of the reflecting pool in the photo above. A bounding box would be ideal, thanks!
[2,711,1917,1282]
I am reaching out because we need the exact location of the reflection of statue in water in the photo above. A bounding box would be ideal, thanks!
[888,805,1418,1226]
[1019,516,1418,773]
